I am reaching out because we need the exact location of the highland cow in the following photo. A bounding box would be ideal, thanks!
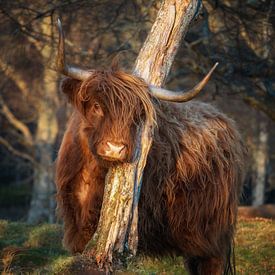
[55,21,246,275]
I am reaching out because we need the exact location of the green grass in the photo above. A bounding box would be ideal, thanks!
[0,218,274,274]
[235,218,275,274]
[0,220,69,273]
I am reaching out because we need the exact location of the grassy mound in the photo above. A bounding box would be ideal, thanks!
[0,218,274,274]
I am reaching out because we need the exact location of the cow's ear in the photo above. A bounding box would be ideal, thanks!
[60,77,81,103]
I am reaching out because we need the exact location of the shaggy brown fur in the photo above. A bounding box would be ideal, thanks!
[56,68,246,275]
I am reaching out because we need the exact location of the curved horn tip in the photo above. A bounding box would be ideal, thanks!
[57,18,62,27]
[211,62,219,72]
[205,62,219,77]
[213,62,219,69]
[57,18,63,34]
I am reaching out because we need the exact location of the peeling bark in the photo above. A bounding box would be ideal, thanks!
[134,0,201,86]
[85,123,154,270]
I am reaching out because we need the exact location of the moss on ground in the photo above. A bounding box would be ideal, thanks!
[0,218,274,274]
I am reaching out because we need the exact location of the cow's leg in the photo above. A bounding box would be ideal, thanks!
[58,165,106,254]
[198,257,224,275]
[184,257,199,275]
[184,257,224,275]
[59,183,92,253]
[63,217,93,254]
[61,183,104,253]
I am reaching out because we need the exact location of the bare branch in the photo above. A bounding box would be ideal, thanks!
[0,95,33,146]
[0,136,35,164]
[0,58,30,97]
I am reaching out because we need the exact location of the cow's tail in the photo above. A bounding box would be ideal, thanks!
[224,240,236,275]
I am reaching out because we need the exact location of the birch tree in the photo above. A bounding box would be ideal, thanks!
[252,120,269,206]
[27,17,59,223]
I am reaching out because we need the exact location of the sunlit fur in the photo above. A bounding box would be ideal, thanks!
[56,68,246,275]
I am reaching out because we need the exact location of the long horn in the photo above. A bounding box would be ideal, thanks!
[56,18,93,81]
[149,63,219,102]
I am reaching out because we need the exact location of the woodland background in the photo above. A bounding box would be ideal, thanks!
[0,0,274,223]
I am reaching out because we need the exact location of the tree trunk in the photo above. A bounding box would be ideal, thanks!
[85,0,201,271]
[27,17,59,223]
[252,120,268,206]
[134,0,201,85]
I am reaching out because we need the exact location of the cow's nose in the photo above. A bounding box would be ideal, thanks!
[98,141,127,161]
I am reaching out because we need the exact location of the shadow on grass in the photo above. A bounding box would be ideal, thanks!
[0,219,274,274]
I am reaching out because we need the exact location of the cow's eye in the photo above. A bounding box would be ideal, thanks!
[93,102,103,116]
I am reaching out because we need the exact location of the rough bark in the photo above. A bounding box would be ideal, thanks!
[85,0,201,271]
[85,123,154,270]
[134,0,201,86]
